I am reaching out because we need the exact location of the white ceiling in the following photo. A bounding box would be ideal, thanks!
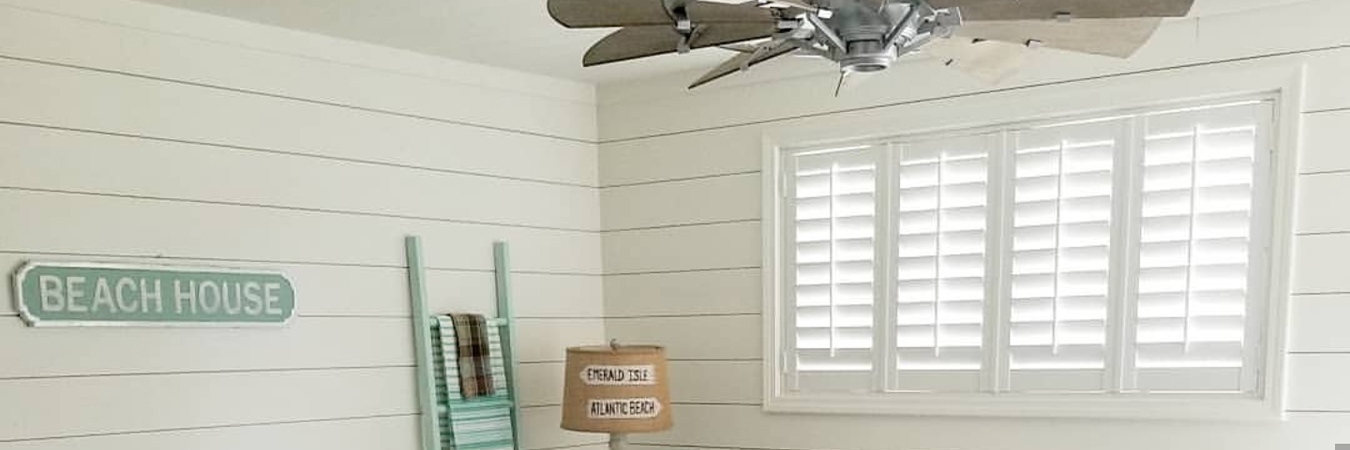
[136,0,1310,85]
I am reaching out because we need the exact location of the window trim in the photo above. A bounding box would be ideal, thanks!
[761,62,1304,421]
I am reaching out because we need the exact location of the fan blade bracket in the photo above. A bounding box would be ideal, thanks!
[689,41,798,89]
[882,3,924,50]
[934,6,963,34]
[719,43,760,53]
[686,26,711,53]
[805,12,846,51]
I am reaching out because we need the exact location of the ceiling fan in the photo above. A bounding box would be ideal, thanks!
[547,0,1195,92]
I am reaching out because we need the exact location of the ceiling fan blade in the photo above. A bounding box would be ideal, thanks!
[689,43,798,89]
[924,37,1033,84]
[583,23,778,67]
[549,0,779,28]
[687,1,781,23]
[930,0,1194,21]
[953,17,1162,58]
[548,0,672,28]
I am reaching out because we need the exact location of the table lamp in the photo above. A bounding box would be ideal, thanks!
[561,341,672,450]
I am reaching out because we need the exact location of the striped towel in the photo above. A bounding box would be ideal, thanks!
[450,313,495,399]
[433,317,515,450]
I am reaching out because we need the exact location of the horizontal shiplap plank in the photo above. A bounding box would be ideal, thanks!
[1291,234,1350,294]
[1300,110,1350,174]
[518,406,610,450]
[1287,354,1350,411]
[600,127,762,187]
[1306,51,1350,114]
[632,405,1350,450]
[602,173,759,231]
[604,268,761,317]
[0,124,599,231]
[0,189,600,274]
[0,57,597,189]
[509,274,606,319]
[1289,295,1350,352]
[1295,172,1350,234]
[0,317,410,379]
[1,414,418,450]
[0,366,416,441]
[607,315,760,360]
[668,360,762,405]
[0,315,593,378]
[518,362,564,407]
[0,254,599,319]
[1192,0,1347,62]
[517,319,606,363]
[0,1,597,142]
[603,222,760,275]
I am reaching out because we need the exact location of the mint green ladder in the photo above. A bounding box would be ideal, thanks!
[407,237,523,450]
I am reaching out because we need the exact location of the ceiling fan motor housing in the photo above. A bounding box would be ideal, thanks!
[827,1,897,72]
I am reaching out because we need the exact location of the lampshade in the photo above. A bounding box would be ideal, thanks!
[561,344,672,434]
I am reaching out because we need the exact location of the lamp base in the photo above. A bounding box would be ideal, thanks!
[609,433,628,450]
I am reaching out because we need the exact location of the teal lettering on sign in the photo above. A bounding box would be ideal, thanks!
[13,262,296,327]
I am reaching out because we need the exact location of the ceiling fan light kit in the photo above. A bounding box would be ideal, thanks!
[548,0,1195,91]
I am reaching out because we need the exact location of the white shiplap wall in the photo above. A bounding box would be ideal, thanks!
[0,0,605,449]
[599,0,1350,448]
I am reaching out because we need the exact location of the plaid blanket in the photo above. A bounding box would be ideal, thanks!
[450,313,495,399]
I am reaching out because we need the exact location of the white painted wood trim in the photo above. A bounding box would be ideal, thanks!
[763,132,785,408]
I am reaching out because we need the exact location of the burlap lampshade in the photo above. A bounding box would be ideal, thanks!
[561,345,673,434]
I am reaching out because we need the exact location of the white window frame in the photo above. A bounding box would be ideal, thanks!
[761,62,1303,421]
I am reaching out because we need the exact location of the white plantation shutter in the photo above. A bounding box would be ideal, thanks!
[893,135,993,392]
[788,148,879,392]
[776,96,1277,409]
[1007,119,1124,391]
[1130,101,1272,392]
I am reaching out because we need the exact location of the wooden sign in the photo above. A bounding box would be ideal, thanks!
[581,365,657,386]
[586,397,662,419]
[13,262,296,327]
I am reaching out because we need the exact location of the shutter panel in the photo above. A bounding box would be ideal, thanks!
[1007,119,1124,392]
[892,135,993,392]
[790,148,879,392]
[1131,102,1269,392]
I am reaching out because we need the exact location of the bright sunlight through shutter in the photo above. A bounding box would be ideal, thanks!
[1008,119,1125,391]
[893,135,993,392]
[791,148,879,391]
[1131,101,1271,392]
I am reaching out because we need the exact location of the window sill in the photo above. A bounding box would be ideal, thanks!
[765,391,1284,421]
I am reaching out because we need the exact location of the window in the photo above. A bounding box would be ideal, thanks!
[770,98,1283,418]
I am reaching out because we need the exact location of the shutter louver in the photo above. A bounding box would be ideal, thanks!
[790,148,879,392]
[1131,102,1268,392]
[1008,119,1124,391]
[893,135,992,392]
